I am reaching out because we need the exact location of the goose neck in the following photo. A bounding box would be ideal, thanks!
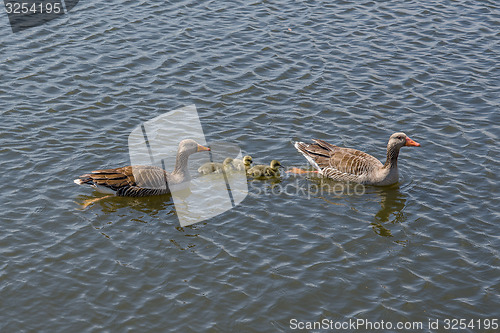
[383,143,400,169]
[173,150,190,175]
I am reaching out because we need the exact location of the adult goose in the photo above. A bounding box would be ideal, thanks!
[74,139,210,197]
[294,132,420,186]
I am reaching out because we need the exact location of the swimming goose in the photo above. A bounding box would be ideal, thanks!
[74,139,210,197]
[198,157,234,175]
[232,155,253,171]
[294,132,420,186]
[247,160,282,178]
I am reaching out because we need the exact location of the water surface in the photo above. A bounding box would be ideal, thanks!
[1,0,499,331]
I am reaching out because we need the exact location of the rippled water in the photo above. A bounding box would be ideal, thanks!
[1,0,499,331]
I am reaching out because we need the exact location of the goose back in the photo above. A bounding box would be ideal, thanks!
[295,139,382,182]
[76,165,171,197]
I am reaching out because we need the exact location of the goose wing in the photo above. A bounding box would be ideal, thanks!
[76,166,136,191]
[77,165,169,191]
[295,139,382,179]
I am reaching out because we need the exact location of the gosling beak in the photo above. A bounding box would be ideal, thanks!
[197,144,211,152]
[405,137,421,147]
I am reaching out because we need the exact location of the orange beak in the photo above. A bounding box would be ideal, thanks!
[197,144,211,152]
[405,137,421,147]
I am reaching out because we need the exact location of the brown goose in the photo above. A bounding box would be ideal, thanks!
[74,139,210,197]
[294,132,420,186]
[247,160,282,178]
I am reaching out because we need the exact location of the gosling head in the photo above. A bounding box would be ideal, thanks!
[270,160,281,169]
[243,155,253,165]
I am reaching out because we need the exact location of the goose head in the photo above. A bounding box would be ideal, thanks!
[388,132,420,150]
[178,139,211,154]
[174,139,211,174]
[383,132,420,169]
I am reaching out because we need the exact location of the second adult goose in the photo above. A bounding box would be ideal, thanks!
[74,139,210,197]
[294,132,420,186]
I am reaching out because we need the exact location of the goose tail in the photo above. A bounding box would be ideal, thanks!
[293,141,322,173]
[74,174,92,186]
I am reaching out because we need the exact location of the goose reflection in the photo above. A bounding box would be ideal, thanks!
[310,176,409,240]
[370,185,407,239]
[75,192,176,215]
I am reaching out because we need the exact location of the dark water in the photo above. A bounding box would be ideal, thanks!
[1,0,499,332]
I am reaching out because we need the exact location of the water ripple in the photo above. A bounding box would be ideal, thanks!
[1,0,499,331]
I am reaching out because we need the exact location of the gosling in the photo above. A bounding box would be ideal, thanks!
[198,158,234,175]
[247,160,282,178]
[232,155,253,171]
